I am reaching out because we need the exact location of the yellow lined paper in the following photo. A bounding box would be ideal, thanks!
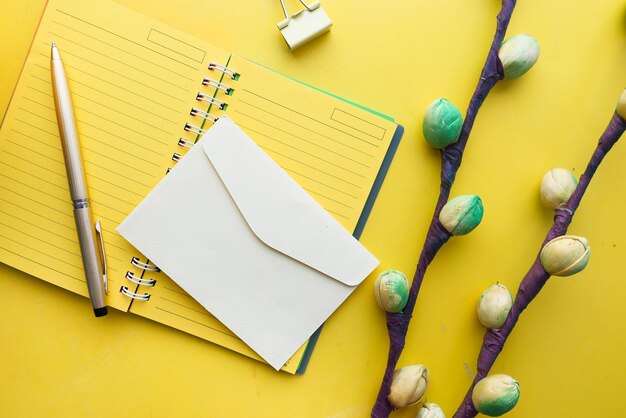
[0,0,226,311]
[221,55,397,231]
[0,0,399,373]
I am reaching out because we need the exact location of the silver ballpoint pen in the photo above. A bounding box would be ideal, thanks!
[51,42,108,317]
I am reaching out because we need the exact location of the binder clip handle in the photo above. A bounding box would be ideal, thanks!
[279,0,320,20]
[277,0,332,50]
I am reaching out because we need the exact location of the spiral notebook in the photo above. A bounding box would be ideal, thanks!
[0,0,403,373]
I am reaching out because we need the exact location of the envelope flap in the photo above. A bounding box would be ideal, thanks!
[201,117,378,286]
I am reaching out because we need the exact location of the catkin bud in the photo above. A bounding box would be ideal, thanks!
[374,270,409,313]
[417,403,446,418]
[498,34,540,79]
[540,168,578,209]
[422,98,464,149]
[477,283,512,329]
[472,374,520,417]
[616,88,626,120]
[439,195,484,236]
[540,235,590,277]
[388,365,429,409]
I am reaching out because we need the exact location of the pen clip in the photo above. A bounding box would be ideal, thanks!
[95,220,109,295]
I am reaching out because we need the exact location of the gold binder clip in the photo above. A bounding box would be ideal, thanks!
[277,0,332,50]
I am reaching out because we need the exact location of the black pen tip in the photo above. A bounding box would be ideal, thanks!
[94,307,108,317]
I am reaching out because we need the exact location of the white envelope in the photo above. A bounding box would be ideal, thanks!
[117,116,379,370]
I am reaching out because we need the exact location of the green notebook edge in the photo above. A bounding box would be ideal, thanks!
[252,59,395,122]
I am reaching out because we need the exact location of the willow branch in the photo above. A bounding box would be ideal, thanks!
[371,1,517,416]
[453,111,626,418]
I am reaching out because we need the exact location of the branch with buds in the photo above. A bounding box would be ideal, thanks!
[452,92,626,418]
[370,0,543,416]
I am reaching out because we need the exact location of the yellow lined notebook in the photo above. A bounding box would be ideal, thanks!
[0,0,403,374]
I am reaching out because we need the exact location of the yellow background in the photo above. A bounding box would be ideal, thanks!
[1,0,625,417]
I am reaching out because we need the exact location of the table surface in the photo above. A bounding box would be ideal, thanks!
[2,1,625,417]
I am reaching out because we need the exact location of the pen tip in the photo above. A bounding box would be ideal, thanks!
[51,42,61,60]
[94,307,108,317]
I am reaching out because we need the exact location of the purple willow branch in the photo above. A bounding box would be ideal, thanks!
[453,112,626,418]
[371,1,516,417]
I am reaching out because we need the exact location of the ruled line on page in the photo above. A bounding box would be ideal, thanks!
[32,62,182,115]
[46,21,196,81]
[28,71,175,143]
[0,185,70,219]
[254,140,363,189]
[29,71,178,134]
[233,110,369,177]
[240,89,382,148]
[0,231,82,271]
[0,173,67,205]
[330,108,387,141]
[0,245,83,282]
[154,305,240,339]
[38,49,188,103]
[56,9,201,70]
[159,296,214,318]
[9,112,158,179]
[0,207,75,244]
[9,127,160,178]
[0,160,66,192]
[0,214,125,265]
[4,150,65,181]
[0,221,80,259]
[235,98,377,159]
[8,121,147,220]
[146,28,206,64]
[43,36,193,92]
[0,196,74,232]
[58,76,180,122]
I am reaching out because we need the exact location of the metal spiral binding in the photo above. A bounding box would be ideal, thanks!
[130,256,160,271]
[121,61,240,302]
[208,62,239,79]
[196,93,226,110]
[184,123,207,136]
[190,107,218,122]
[120,258,158,301]
[125,271,156,286]
[121,286,151,301]
[202,77,232,95]
[121,61,238,301]
[178,138,194,149]
[170,61,239,163]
